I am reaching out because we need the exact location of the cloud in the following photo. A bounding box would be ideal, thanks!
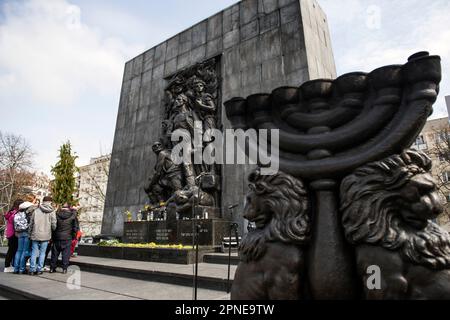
[319,0,450,118]
[0,0,148,175]
[2,0,449,176]
[320,0,365,25]
[75,2,170,46]
[0,0,239,176]
[0,0,144,107]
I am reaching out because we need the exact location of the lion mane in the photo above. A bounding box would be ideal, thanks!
[239,169,310,263]
[340,149,450,269]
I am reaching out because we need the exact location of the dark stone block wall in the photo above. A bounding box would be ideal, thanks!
[102,0,336,236]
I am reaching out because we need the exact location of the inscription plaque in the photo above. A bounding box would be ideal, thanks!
[123,222,150,243]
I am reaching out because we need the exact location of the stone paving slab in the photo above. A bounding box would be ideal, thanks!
[204,252,240,265]
[0,247,236,281]
[0,259,230,300]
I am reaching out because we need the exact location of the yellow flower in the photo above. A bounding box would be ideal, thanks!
[98,241,193,250]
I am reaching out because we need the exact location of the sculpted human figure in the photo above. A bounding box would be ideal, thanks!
[144,141,183,204]
[191,77,217,143]
[167,185,215,214]
[169,94,197,186]
[165,76,185,113]
[170,94,195,134]
[231,169,311,300]
[340,149,450,300]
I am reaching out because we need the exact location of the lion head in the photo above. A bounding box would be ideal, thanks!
[239,169,310,262]
[341,149,450,269]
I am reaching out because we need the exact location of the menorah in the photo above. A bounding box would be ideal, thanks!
[225,52,443,299]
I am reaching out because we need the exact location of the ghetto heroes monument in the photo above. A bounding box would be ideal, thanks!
[101,0,336,237]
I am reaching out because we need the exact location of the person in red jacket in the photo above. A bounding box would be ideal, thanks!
[69,205,81,258]
[3,199,24,273]
[70,230,82,257]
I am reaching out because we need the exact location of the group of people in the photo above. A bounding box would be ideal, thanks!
[3,195,81,275]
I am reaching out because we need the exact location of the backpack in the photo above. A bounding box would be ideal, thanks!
[14,211,29,232]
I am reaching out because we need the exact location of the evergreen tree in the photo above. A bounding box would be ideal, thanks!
[51,141,78,206]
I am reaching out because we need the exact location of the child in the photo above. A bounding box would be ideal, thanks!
[70,206,81,258]
[70,230,82,258]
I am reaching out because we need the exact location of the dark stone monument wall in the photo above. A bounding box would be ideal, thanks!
[102,0,336,236]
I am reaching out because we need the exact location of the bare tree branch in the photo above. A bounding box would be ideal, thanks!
[77,153,110,217]
[425,128,450,221]
[83,158,109,202]
[0,131,35,213]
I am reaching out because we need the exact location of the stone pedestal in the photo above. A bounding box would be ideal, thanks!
[123,222,150,243]
[178,219,230,246]
[123,218,229,246]
[78,244,214,264]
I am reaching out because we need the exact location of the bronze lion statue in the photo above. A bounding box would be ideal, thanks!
[340,149,450,299]
[231,169,311,300]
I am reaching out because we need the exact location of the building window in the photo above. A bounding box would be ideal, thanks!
[442,172,450,183]
[413,135,427,150]
[439,153,450,162]
[435,132,449,144]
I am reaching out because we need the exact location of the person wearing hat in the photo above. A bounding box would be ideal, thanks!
[28,196,56,275]
[13,201,35,274]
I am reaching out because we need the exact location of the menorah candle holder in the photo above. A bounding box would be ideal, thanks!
[225,52,442,300]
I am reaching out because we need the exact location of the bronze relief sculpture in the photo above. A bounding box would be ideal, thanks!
[140,59,228,249]
[144,141,183,204]
[225,52,450,300]
[145,58,220,210]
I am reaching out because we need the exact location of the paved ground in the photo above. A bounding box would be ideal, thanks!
[0,247,236,280]
[0,258,230,300]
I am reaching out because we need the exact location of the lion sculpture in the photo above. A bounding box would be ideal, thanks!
[340,149,450,299]
[231,169,311,300]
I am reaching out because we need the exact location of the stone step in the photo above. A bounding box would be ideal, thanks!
[0,247,236,292]
[77,244,214,265]
[203,253,240,266]
[0,258,229,300]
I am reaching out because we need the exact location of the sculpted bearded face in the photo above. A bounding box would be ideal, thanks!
[397,172,443,230]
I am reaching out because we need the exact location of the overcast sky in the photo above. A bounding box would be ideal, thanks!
[1,0,449,176]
